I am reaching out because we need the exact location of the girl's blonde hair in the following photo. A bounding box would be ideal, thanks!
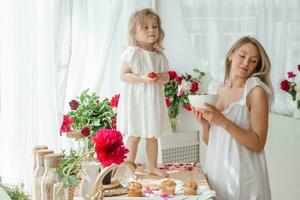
[128,8,165,50]
[224,36,273,95]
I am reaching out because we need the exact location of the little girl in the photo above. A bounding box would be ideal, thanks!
[117,8,170,177]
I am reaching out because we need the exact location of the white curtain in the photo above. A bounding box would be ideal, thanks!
[0,0,138,192]
[179,0,300,115]
[0,0,64,189]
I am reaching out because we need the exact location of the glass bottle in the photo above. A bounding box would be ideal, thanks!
[32,145,48,172]
[32,149,54,200]
[41,153,63,200]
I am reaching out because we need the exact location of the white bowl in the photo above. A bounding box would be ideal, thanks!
[188,94,219,108]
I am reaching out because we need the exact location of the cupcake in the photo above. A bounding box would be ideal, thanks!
[183,180,198,195]
[161,179,176,195]
[127,182,143,197]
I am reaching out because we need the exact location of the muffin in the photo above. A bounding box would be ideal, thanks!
[160,179,176,195]
[183,180,198,195]
[127,182,143,197]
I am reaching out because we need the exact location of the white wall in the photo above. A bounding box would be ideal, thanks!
[199,113,300,200]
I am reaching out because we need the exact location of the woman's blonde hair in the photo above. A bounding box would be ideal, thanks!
[224,36,273,94]
[128,8,165,50]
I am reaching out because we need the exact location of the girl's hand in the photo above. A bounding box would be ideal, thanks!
[156,72,170,84]
[192,107,209,128]
[141,75,157,84]
[200,103,227,127]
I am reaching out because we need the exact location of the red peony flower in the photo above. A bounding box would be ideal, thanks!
[81,126,91,137]
[183,104,192,111]
[287,71,296,78]
[60,115,74,134]
[280,79,290,92]
[92,129,129,167]
[191,81,199,92]
[165,97,170,107]
[174,76,183,84]
[69,100,79,110]
[110,94,120,107]
[168,70,177,80]
[298,64,300,72]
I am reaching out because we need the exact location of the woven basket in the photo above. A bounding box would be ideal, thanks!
[65,187,75,200]
[91,161,136,200]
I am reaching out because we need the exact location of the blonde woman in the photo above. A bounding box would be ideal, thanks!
[117,8,170,177]
[193,36,273,199]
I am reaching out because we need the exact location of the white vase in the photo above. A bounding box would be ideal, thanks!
[80,161,102,200]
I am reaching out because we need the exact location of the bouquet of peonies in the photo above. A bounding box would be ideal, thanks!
[57,90,125,188]
[280,64,300,109]
[164,68,206,132]
[60,89,119,150]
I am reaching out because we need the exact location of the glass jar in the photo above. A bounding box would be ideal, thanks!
[32,149,53,200]
[41,153,63,200]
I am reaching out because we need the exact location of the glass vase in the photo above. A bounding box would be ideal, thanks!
[293,100,300,119]
[170,118,177,133]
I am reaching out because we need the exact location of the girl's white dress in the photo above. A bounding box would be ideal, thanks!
[205,77,272,200]
[117,46,171,138]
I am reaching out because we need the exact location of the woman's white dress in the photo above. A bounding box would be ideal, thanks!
[205,77,272,200]
[117,46,171,138]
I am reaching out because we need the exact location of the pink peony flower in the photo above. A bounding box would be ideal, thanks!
[92,129,129,167]
[69,100,79,110]
[60,115,74,134]
[177,85,183,96]
[280,79,290,92]
[181,80,192,93]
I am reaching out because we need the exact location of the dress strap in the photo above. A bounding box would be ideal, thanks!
[240,77,273,105]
